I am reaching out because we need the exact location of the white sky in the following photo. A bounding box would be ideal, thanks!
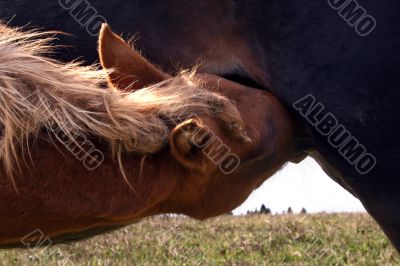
[233,157,366,215]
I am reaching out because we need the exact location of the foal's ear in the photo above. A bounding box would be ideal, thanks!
[98,24,170,92]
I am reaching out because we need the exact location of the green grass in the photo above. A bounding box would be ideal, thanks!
[0,213,398,265]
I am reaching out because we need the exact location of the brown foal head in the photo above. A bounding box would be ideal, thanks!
[0,24,310,246]
[97,24,310,218]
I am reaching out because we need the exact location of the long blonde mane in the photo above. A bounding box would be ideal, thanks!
[0,24,231,184]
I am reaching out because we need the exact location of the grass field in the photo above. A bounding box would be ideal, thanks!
[0,213,398,265]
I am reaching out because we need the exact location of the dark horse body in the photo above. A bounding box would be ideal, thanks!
[1,1,400,249]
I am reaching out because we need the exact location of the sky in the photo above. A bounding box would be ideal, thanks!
[233,157,366,215]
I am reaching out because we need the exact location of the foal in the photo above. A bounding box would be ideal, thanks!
[0,24,309,246]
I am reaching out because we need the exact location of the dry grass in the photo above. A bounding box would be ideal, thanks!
[0,213,398,265]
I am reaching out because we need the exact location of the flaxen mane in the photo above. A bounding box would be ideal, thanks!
[0,24,233,185]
